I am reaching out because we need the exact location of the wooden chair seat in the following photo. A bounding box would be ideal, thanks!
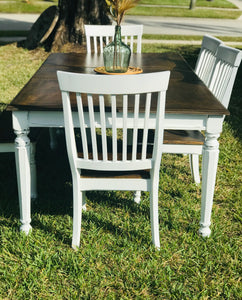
[164,130,204,145]
[80,169,150,179]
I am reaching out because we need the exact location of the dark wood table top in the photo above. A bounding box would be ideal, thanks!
[8,52,229,116]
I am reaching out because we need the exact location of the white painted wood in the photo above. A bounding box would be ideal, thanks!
[84,24,143,53]
[0,112,37,201]
[208,44,242,109]
[57,70,170,249]
[14,128,32,234]
[189,154,200,184]
[199,132,220,237]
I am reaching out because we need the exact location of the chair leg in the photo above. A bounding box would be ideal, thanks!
[49,128,58,150]
[82,192,87,211]
[149,186,160,250]
[134,191,141,204]
[189,154,200,184]
[30,142,37,199]
[71,176,83,250]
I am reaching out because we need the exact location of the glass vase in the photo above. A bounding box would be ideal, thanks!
[103,25,131,73]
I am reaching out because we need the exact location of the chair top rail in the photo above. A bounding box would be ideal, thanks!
[57,71,170,95]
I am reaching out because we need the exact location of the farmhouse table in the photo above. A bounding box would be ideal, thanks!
[8,52,229,238]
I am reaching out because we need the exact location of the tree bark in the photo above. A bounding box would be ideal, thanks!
[23,0,111,51]
[49,0,110,51]
[189,0,196,10]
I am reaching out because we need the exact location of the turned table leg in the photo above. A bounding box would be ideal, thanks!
[199,131,220,237]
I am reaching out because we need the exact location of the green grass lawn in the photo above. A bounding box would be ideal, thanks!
[0,0,240,18]
[0,0,58,13]
[131,0,241,19]
[128,6,241,19]
[140,0,237,9]
[0,42,241,298]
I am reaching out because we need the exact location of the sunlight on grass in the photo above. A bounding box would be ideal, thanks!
[0,44,48,103]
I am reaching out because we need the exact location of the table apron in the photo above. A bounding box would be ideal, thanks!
[13,111,210,131]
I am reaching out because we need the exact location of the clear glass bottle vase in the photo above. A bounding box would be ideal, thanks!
[103,25,131,73]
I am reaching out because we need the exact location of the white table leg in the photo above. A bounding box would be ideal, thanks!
[14,128,32,234]
[199,131,220,237]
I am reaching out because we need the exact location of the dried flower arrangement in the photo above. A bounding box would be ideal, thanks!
[105,0,140,25]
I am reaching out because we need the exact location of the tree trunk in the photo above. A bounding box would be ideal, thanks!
[50,0,110,51]
[23,0,111,51]
[189,0,196,10]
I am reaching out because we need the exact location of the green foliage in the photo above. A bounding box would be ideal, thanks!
[0,43,241,298]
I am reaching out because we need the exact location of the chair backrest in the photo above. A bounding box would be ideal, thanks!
[194,35,223,86]
[208,44,242,109]
[84,24,143,54]
[57,71,170,174]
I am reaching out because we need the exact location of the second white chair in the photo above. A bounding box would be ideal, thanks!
[194,34,223,86]
[84,24,143,53]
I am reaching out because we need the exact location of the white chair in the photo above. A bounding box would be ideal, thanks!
[135,44,242,203]
[166,45,242,175]
[194,34,223,86]
[207,44,242,109]
[84,24,143,53]
[57,70,170,249]
[188,44,242,180]
[0,110,37,199]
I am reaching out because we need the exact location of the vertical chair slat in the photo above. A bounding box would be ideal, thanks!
[209,62,220,96]
[122,95,128,161]
[137,34,142,53]
[130,36,134,53]
[132,94,140,161]
[105,36,109,47]
[219,63,232,98]
[111,95,117,162]
[216,63,226,99]
[62,91,78,161]
[94,37,98,53]
[203,51,211,81]
[100,37,104,53]
[87,94,98,161]
[76,93,89,160]
[99,95,108,161]
[86,35,91,53]
[142,93,151,160]
[152,92,165,168]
